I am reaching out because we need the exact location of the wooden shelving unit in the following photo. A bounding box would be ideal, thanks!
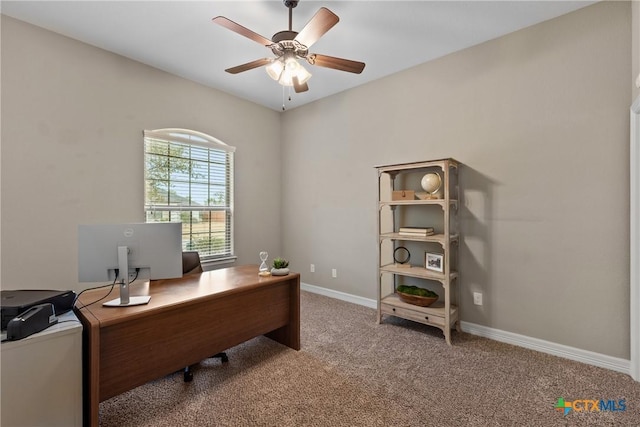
[376,158,460,345]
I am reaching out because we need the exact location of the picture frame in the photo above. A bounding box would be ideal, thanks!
[425,252,444,272]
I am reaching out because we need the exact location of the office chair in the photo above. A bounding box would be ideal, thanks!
[181,251,229,382]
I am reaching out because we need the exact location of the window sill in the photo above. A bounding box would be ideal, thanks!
[201,256,237,271]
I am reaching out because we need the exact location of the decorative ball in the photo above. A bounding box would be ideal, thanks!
[421,173,442,194]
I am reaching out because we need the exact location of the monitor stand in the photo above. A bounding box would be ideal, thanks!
[103,294,151,307]
[103,246,151,307]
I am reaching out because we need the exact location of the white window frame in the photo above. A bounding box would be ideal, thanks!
[143,128,236,265]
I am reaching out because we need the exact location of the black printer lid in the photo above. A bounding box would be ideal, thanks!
[1,290,74,309]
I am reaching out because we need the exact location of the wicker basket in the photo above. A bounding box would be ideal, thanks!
[396,291,438,307]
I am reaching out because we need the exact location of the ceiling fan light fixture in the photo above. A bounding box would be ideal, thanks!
[281,58,311,86]
[266,55,311,87]
[265,59,284,81]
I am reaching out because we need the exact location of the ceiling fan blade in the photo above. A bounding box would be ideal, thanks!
[307,54,365,74]
[212,16,273,47]
[294,7,339,49]
[225,58,272,74]
[293,76,309,93]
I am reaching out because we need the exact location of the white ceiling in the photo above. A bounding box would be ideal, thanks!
[1,1,595,112]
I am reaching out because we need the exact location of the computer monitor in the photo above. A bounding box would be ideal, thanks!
[78,222,183,306]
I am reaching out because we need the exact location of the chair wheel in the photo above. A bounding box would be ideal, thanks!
[212,352,229,363]
[184,369,193,382]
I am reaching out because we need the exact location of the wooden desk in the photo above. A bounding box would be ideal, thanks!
[74,265,300,427]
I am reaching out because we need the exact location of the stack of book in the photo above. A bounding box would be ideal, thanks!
[398,227,434,236]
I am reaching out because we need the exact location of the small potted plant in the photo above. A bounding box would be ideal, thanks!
[271,257,290,276]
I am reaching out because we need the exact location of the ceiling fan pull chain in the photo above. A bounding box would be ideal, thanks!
[282,86,286,111]
[282,86,294,110]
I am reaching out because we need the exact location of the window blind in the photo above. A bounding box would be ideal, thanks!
[143,129,235,260]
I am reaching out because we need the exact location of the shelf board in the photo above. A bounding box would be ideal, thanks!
[380,199,458,208]
[375,158,460,174]
[380,264,458,281]
[381,294,458,319]
[380,232,459,244]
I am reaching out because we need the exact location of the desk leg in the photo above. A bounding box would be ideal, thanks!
[265,278,300,350]
[76,309,101,427]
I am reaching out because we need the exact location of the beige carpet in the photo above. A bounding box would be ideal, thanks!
[100,291,640,426]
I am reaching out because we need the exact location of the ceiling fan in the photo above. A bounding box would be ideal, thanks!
[212,0,365,96]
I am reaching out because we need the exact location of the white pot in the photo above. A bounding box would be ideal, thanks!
[271,268,290,276]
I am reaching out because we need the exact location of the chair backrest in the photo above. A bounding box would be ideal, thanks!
[182,251,203,275]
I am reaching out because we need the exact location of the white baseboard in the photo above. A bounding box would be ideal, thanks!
[460,322,630,376]
[301,282,631,376]
[301,282,377,309]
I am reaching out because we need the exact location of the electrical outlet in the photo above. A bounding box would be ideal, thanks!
[473,292,483,306]
[310,264,315,273]
[332,268,337,278]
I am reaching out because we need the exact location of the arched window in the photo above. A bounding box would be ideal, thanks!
[143,128,235,262]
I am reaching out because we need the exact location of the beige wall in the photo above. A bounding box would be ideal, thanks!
[281,1,631,358]
[0,2,633,360]
[0,16,282,293]
[634,1,639,99]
